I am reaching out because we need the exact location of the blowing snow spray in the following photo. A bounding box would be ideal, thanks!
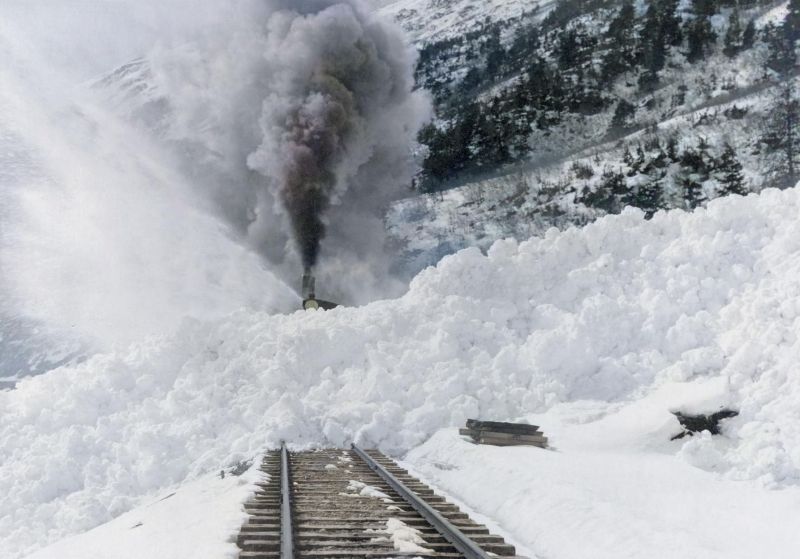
[245,0,430,308]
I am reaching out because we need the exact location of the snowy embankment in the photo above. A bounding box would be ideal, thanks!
[23,465,261,559]
[404,390,800,559]
[4,187,800,557]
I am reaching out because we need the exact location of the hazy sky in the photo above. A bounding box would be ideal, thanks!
[0,0,400,82]
[0,1,258,80]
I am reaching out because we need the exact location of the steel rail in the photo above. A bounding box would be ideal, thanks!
[352,444,493,559]
[280,441,295,559]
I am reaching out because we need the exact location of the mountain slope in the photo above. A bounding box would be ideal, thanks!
[378,0,551,42]
[395,0,800,267]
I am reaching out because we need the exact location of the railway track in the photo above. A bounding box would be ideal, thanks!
[237,444,524,559]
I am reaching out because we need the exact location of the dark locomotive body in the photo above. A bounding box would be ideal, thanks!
[301,270,338,310]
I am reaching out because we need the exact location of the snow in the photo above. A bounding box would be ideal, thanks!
[366,518,432,553]
[384,518,432,553]
[378,0,551,42]
[23,464,262,559]
[404,426,800,559]
[346,480,393,500]
[5,187,800,557]
[0,26,298,358]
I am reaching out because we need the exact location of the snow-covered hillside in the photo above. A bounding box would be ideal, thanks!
[400,0,800,268]
[377,0,551,42]
[5,186,800,557]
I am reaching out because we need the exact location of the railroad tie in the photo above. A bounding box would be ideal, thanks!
[237,443,526,559]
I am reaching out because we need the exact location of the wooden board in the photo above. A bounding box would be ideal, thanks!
[474,435,547,448]
[465,419,540,434]
[459,428,547,444]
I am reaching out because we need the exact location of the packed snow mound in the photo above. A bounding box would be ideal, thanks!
[4,187,800,557]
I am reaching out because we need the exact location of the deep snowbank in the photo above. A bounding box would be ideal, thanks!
[404,425,800,559]
[4,187,800,557]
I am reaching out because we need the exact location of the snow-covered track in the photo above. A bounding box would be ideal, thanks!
[237,446,523,558]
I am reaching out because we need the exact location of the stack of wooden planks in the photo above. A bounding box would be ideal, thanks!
[459,419,548,448]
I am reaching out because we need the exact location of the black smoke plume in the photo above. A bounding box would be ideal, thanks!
[280,72,352,268]
[247,0,428,271]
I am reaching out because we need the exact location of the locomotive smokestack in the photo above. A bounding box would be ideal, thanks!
[301,267,337,311]
[302,268,316,300]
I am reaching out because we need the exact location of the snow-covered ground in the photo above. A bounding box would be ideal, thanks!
[5,186,800,557]
[25,465,261,559]
[406,421,800,559]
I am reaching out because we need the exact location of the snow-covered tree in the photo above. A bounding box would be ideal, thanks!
[717,143,748,196]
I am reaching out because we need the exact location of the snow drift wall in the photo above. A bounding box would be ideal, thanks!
[3,187,800,556]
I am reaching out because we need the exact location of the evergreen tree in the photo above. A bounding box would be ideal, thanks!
[763,12,800,189]
[472,100,516,166]
[461,67,483,91]
[697,136,713,168]
[484,27,506,77]
[557,28,582,69]
[623,146,635,169]
[687,15,717,62]
[509,24,540,66]
[723,8,743,57]
[693,0,718,17]
[627,145,646,176]
[762,79,800,188]
[666,136,679,162]
[610,99,637,132]
[683,176,706,209]
[660,0,683,46]
[716,143,748,196]
[606,0,636,44]
[580,169,627,213]
[767,22,798,75]
[634,178,666,218]
[677,140,711,209]
[787,0,800,44]
[650,148,669,170]
[742,19,756,51]
[680,148,705,176]
[601,0,637,82]
[418,124,454,189]
[638,1,668,90]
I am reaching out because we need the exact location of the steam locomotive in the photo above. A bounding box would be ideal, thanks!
[301,269,338,311]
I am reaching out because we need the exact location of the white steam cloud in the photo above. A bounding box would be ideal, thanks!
[0,0,429,366]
